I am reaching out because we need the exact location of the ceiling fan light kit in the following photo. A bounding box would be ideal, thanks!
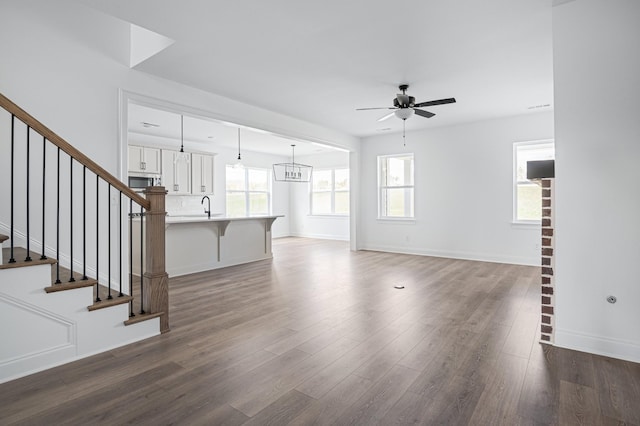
[273,144,313,182]
[394,108,414,120]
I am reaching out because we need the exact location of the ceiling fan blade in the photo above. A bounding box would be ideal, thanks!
[414,98,456,108]
[377,112,395,122]
[414,108,435,118]
[396,94,411,107]
[356,107,395,111]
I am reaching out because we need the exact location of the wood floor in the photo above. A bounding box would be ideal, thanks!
[1,237,639,425]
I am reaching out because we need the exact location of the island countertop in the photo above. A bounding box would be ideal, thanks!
[165,214,283,225]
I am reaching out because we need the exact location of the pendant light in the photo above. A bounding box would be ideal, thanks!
[233,127,243,168]
[273,144,313,182]
[175,114,190,164]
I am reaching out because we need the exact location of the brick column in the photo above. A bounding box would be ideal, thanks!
[540,178,555,343]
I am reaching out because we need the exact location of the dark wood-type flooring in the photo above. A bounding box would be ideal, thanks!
[1,237,639,425]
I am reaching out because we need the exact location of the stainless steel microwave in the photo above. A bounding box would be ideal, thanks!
[128,174,161,191]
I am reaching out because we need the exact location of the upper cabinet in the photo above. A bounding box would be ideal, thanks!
[128,145,161,174]
[162,149,192,195]
[192,153,215,194]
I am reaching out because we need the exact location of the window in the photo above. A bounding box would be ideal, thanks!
[514,141,555,222]
[378,154,414,219]
[226,166,271,217]
[311,168,349,215]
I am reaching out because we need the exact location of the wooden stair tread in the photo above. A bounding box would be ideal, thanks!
[45,279,98,293]
[124,312,163,326]
[0,234,8,243]
[88,294,133,311]
[1,247,57,270]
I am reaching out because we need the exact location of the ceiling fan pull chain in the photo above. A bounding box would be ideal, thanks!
[403,119,406,147]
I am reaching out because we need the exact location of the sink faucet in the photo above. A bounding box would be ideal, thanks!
[201,195,211,219]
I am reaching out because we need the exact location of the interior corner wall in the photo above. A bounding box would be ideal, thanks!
[358,112,553,266]
[553,0,640,362]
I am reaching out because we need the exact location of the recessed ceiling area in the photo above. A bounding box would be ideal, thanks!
[79,0,554,138]
[128,103,344,157]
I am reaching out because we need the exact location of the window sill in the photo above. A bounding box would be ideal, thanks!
[308,214,349,218]
[511,220,541,229]
[377,217,416,224]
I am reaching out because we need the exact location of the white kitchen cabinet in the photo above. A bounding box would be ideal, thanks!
[128,145,161,174]
[162,149,191,195]
[191,153,215,194]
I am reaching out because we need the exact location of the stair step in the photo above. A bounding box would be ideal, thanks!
[88,294,133,311]
[0,234,8,244]
[0,247,56,270]
[45,278,98,293]
[124,311,163,326]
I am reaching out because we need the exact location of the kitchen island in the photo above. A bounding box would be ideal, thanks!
[133,215,283,277]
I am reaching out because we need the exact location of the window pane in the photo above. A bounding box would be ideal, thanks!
[312,192,332,215]
[248,168,269,191]
[226,192,246,217]
[384,188,414,217]
[226,166,246,191]
[334,169,349,190]
[517,184,542,221]
[249,192,269,215]
[335,191,349,215]
[387,156,413,187]
[313,170,332,191]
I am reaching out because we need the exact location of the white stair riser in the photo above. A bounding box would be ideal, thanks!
[0,266,160,384]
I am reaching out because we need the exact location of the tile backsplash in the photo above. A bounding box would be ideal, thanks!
[165,195,221,216]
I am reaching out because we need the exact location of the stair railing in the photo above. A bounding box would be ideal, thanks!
[0,93,169,332]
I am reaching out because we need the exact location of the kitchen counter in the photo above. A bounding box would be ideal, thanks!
[133,215,283,277]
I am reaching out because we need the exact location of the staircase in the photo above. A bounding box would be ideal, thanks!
[0,93,169,384]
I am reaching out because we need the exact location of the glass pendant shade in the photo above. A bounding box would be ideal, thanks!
[395,108,414,120]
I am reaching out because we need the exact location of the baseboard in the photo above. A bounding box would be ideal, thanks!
[555,328,640,364]
[288,232,349,242]
[359,243,539,266]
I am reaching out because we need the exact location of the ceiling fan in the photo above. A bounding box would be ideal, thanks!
[356,84,456,122]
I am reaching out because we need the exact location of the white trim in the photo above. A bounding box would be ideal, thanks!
[288,232,349,242]
[555,328,640,364]
[360,243,539,266]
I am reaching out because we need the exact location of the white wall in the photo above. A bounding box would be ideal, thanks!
[358,112,554,266]
[553,0,640,362]
[289,151,350,240]
[0,0,357,262]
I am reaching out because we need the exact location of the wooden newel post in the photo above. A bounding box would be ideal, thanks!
[143,186,169,333]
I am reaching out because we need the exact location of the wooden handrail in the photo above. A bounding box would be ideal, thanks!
[0,93,150,210]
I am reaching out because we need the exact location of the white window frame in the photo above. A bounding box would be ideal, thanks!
[225,165,272,217]
[310,168,350,216]
[513,140,555,224]
[378,153,415,220]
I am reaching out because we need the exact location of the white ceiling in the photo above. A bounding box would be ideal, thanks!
[81,0,554,139]
[128,103,343,156]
